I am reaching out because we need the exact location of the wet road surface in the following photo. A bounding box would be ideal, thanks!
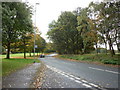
[40,54,119,89]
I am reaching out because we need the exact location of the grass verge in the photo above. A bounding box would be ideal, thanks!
[2,58,40,77]
[58,54,120,65]
[0,53,40,58]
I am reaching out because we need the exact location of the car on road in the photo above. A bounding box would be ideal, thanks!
[40,54,45,58]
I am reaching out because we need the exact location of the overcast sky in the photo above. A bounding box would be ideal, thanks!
[22,0,103,41]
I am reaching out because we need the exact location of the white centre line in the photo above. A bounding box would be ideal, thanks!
[75,80,82,83]
[46,65,102,89]
[74,77,81,80]
[82,80,88,83]
[89,67,119,74]
[89,67,104,71]
[69,77,74,80]
[105,70,119,74]
[89,83,99,87]
[82,83,92,88]
[64,75,69,77]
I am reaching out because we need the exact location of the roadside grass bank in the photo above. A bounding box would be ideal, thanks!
[58,54,120,65]
[2,58,40,77]
[1,53,41,77]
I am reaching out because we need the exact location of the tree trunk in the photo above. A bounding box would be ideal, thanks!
[106,34,115,56]
[23,40,26,59]
[115,29,120,52]
[104,42,107,55]
[108,39,115,56]
[6,42,10,59]
[103,39,107,55]
[95,42,98,55]
[102,34,107,54]
[111,44,115,55]
[24,50,26,59]
[29,51,31,57]
[115,40,120,52]
[37,52,38,56]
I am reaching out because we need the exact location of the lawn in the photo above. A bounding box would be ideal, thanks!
[0,53,38,58]
[59,54,120,65]
[1,53,40,77]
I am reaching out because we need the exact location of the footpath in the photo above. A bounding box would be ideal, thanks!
[2,62,44,88]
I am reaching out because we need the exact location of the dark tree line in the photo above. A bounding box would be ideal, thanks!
[47,0,119,56]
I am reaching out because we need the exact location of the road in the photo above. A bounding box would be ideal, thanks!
[40,54,119,89]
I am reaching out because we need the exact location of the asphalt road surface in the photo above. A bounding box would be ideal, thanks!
[40,54,119,89]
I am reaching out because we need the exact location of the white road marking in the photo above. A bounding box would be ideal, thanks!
[46,65,102,89]
[105,70,119,74]
[89,67,119,74]
[61,73,65,76]
[69,77,74,80]
[64,75,69,77]
[68,74,74,77]
[89,67,104,71]
[74,80,82,83]
[9,84,11,87]
[82,80,88,83]
[89,83,98,87]
[74,77,81,80]
[82,83,92,88]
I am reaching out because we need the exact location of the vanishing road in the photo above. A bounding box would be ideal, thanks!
[40,54,119,89]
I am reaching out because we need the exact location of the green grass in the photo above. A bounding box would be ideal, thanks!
[59,54,120,65]
[2,58,40,77]
[0,53,41,77]
[0,53,39,58]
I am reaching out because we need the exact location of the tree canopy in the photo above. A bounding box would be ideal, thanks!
[47,0,119,56]
[2,2,33,58]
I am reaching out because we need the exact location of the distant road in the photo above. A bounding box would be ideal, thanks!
[40,54,119,89]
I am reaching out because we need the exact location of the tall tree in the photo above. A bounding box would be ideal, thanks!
[77,8,96,53]
[2,2,33,59]
[88,1,119,56]
[47,11,81,54]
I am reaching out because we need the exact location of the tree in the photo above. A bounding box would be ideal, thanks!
[44,42,56,53]
[47,11,81,54]
[2,2,33,59]
[35,34,46,54]
[47,1,119,55]
[88,1,119,56]
[77,8,96,53]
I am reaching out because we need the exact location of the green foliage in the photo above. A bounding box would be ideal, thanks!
[2,46,6,54]
[2,2,33,59]
[47,11,83,54]
[35,35,46,53]
[44,43,56,53]
[59,54,120,65]
[47,1,119,55]
[44,49,56,53]
[88,1,120,55]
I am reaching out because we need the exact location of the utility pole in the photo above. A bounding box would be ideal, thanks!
[34,3,39,62]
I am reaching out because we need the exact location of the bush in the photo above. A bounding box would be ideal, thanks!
[59,54,120,65]
[44,49,56,53]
